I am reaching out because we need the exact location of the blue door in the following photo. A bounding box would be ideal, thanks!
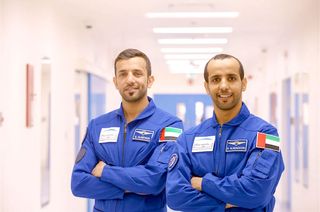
[154,94,212,130]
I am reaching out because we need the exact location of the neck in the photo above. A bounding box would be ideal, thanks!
[215,102,242,125]
[122,97,149,123]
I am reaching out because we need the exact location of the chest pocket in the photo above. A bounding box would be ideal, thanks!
[190,152,215,176]
[156,143,174,164]
[224,139,249,174]
[252,150,277,179]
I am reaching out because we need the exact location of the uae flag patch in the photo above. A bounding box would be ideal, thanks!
[160,127,182,142]
[256,132,280,152]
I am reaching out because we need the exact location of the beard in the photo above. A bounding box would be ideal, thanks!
[120,86,148,103]
[213,93,242,111]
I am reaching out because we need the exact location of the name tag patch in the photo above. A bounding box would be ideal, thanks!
[226,139,248,152]
[99,127,120,143]
[132,129,154,142]
[192,136,215,152]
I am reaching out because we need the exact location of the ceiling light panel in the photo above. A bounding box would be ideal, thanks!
[158,38,228,44]
[161,47,223,53]
[166,60,207,65]
[164,54,215,60]
[153,27,233,34]
[146,12,239,18]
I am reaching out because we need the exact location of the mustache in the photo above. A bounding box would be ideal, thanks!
[124,85,138,90]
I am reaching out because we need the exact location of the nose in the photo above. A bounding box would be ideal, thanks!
[219,78,229,90]
[126,72,135,83]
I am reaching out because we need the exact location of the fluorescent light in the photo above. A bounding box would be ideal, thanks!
[158,38,228,44]
[164,54,215,60]
[146,12,239,18]
[166,60,207,66]
[153,27,233,34]
[161,47,223,53]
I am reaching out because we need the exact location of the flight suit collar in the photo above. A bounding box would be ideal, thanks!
[212,102,250,127]
[116,96,156,122]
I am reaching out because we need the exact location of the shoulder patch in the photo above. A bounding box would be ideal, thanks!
[81,130,88,145]
[168,153,179,171]
[160,127,182,142]
[256,132,280,152]
[75,147,86,163]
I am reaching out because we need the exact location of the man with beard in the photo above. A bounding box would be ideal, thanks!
[71,48,183,212]
[166,54,284,212]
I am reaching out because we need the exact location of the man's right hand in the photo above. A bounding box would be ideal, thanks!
[91,161,106,177]
[225,203,236,208]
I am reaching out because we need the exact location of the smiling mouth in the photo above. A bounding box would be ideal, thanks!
[125,87,137,92]
[218,94,232,98]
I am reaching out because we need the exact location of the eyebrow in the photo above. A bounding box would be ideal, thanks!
[210,73,238,78]
[117,70,127,74]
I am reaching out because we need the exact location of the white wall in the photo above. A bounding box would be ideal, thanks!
[247,0,320,210]
[0,0,113,211]
[0,0,5,211]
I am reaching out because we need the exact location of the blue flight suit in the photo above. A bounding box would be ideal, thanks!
[166,103,284,212]
[71,97,183,212]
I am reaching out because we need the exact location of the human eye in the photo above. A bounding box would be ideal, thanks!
[117,71,127,78]
[210,77,220,83]
[133,70,144,77]
[228,75,237,81]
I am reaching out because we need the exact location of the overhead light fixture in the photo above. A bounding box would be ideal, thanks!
[164,54,215,60]
[158,38,228,44]
[146,12,239,18]
[153,27,233,34]
[161,47,223,53]
[166,59,207,66]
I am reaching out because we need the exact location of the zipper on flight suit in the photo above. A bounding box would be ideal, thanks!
[121,123,128,167]
[116,123,128,211]
[216,125,223,176]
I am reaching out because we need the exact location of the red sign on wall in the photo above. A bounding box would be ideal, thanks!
[26,64,34,127]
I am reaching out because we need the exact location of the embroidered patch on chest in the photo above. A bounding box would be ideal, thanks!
[132,129,154,142]
[225,139,248,152]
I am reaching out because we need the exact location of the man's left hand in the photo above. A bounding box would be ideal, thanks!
[92,161,106,177]
[191,176,203,191]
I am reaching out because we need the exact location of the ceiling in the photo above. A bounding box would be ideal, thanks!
[55,0,314,84]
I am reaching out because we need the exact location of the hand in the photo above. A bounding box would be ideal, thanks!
[225,203,236,208]
[91,161,106,177]
[191,176,203,191]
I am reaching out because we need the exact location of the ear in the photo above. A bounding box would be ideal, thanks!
[241,77,247,92]
[204,81,210,95]
[147,75,155,88]
[113,76,118,90]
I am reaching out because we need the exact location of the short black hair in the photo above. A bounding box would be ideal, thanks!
[204,54,244,82]
[114,48,151,76]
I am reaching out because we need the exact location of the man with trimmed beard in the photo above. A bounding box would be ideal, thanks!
[166,54,284,212]
[71,48,183,212]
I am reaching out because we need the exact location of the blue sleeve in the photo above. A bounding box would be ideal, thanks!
[99,121,183,195]
[71,123,125,200]
[166,135,225,212]
[201,127,285,209]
